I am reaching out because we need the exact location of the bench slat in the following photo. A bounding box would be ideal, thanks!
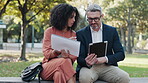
[0,77,107,83]
[1,77,148,83]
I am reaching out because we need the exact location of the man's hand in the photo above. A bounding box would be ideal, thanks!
[85,54,98,66]
[96,57,107,64]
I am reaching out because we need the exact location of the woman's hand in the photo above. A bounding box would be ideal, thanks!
[53,50,61,55]
[61,49,77,63]
[69,36,77,40]
[61,49,70,58]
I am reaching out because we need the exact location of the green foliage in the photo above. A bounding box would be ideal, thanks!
[2,0,68,43]
[7,23,21,37]
[2,0,89,43]
[101,0,148,53]
[0,0,12,17]
[26,25,44,43]
[106,0,147,32]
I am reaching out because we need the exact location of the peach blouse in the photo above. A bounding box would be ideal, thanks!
[42,27,77,63]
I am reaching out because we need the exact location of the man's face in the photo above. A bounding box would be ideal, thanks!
[87,11,102,29]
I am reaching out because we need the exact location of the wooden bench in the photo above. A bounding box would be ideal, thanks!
[0,77,148,83]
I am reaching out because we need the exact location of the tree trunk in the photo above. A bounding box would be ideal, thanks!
[127,7,132,54]
[123,28,126,51]
[19,23,27,61]
[120,27,126,51]
[127,25,132,53]
[131,24,135,48]
[17,33,21,43]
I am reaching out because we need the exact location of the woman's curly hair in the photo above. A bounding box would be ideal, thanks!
[50,3,79,30]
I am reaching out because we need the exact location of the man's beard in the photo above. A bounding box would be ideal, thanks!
[91,26,99,29]
[90,23,99,29]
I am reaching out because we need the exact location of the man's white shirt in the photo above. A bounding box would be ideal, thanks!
[90,23,108,63]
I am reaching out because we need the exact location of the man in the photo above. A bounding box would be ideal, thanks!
[76,4,130,83]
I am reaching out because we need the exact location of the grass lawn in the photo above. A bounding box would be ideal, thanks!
[0,52,148,77]
[118,53,148,77]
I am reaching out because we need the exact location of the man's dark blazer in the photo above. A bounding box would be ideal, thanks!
[76,23,125,76]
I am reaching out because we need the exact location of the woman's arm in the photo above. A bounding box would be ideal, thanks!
[42,28,60,59]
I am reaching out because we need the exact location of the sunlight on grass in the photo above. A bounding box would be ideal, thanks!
[118,53,148,77]
[119,58,148,68]
[26,53,43,61]
[0,61,37,77]
[119,53,148,68]
[119,66,148,77]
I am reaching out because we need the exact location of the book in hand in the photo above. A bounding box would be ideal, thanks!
[88,41,108,57]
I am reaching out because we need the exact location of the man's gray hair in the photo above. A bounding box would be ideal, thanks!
[86,4,102,14]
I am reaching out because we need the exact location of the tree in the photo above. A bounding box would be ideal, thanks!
[105,0,147,54]
[0,0,12,17]
[5,0,66,61]
[18,0,67,61]
[16,0,45,60]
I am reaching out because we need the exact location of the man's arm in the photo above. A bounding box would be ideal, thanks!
[106,28,125,65]
[76,32,88,67]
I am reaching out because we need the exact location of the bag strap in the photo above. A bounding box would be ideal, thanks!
[38,75,41,83]
[38,68,42,83]
[32,64,42,83]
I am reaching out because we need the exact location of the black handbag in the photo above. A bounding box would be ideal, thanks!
[21,62,43,83]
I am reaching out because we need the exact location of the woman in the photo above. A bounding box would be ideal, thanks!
[40,3,79,83]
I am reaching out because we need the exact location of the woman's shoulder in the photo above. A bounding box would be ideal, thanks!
[45,27,56,33]
[45,27,53,31]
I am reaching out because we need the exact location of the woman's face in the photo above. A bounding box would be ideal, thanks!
[67,12,76,28]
